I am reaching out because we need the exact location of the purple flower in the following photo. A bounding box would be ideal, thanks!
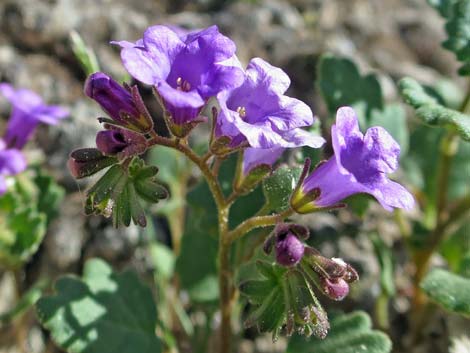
[0,83,68,149]
[113,25,244,128]
[291,107,414,213]
[95,127,147,159]
[0,140,26,195]
[215,58,325,150]
[84,72,153,133]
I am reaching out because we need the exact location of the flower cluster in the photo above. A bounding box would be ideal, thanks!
[0,84,68,195]
[80,25,412,213]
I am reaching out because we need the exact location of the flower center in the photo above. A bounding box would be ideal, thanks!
[236,106,246,118]
[176,77,191,92]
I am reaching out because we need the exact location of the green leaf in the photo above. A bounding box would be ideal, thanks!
[421,268,470,316]
[371,234,395,296]
[262,166,302,213]
[286,311,392,353]
[175,181,219,303]
[399,77,470,141]
[69,31,100,76]
[428,0,457,16]
[428,0,470,75]
[33,171,65,224]
[149,242,175,280]
[36,258,162,353]
[441,222,470,273]
[0,206,46,268]
[318,54,383,123]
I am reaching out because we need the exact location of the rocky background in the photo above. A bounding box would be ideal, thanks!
[0,0,466,352]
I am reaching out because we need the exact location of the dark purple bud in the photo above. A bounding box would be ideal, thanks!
[96,130,128,155]
[95,128,147,159]
[85,72,153,133]
[68,148,117,179]
[275,232,305,267]
[321,277,349,301]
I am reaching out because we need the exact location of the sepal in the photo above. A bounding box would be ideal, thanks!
[68,148,117,179]
[240,261,330,342]
[84,158,168,227]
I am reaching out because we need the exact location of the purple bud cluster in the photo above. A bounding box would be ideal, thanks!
[0,84,68,195]
[264,224,359,302]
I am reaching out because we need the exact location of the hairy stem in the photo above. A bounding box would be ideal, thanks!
[149,133,233,351]
[227,209,293,243]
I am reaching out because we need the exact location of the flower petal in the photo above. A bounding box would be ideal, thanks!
[266,96,314,131]
[368,178,415,211]
[246,58,290,95]
[279,128,326,148]
[157,81,205,124]
[0,149,27,175]
[114,25,184,85]
[363,126,400,174]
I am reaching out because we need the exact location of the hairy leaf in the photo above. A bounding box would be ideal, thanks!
[421,268,470,316]
[399,77,470,141]
[36,259,161,353]
[263,165,302,213]
[428,0,470,75]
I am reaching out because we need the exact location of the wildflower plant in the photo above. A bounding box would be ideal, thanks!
[2,1,469,351]
[44,24,415,353]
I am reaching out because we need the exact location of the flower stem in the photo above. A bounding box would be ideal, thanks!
[149,133,233,351]
[412,131,459,311]
[227,209,293,243]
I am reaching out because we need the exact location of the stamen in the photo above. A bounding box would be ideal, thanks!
[236,106,246,118]
[176,77,191,92]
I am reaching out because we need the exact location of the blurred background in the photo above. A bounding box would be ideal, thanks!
[0,0,468,352]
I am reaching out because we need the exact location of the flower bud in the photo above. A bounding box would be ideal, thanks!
[301,247,359,301]
[95,128,147,159]
[320,277,350,301]
[275,232,305,267]
[264,223,309,267]
[85,72,153,133]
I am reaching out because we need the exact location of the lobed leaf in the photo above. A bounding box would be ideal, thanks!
[428,0,470,75]
[36,258,162,353]
[399,77,470,141]
[421,268,470,316]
